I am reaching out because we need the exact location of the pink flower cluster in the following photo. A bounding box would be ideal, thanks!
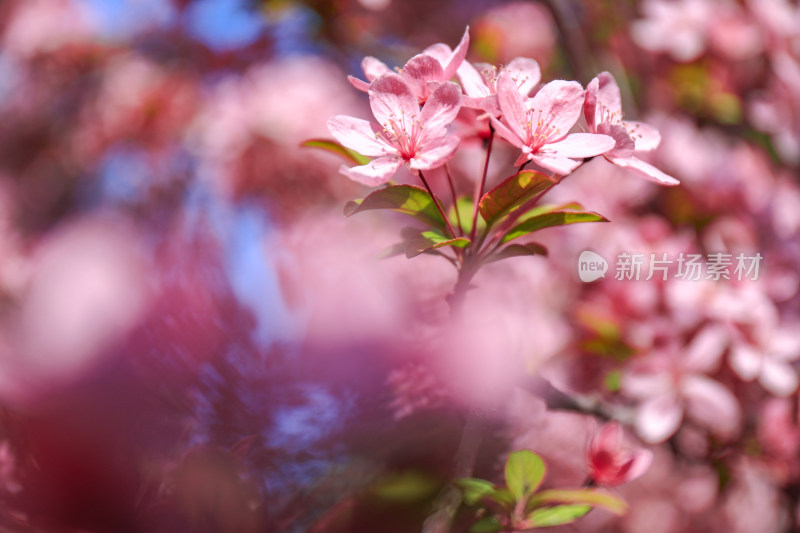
[328,28,678,186]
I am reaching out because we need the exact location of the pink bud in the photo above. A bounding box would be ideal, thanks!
[587,422,653,487]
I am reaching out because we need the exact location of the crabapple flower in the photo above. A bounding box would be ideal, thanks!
[623,325,741,443]
[348,27,469,103]
[490,72,615,174]
[587,422,653,487]
[729,323,800,397]
[457,57,541,114]
[584,72,679,185]
[327,74,461,186]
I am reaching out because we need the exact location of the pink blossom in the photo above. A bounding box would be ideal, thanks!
[584,73,679,185]
[457,57,541,114]
[490,72,615,174]
[623,325,740,443]
[631,0,712,62]
[729,322,800,397]
[328,74,461,186]
[348,27,469,102]
[587,422,653,487]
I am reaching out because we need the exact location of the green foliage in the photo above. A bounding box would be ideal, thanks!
[505,450,546,502]
[301,138,371,165]
[405,230,471,258]
[501,211,608,244]
[344,185,447,231]
[456,451,629,531]
[483,243,548,264]
[479,171,554,227]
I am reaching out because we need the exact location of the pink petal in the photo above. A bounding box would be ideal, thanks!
[489,115,524,149]
[546,133,616,158]
[457,61,491,98]
[607,156,680,185]
[496,71,528,141]
[584,76,600,132]
[684,325,729,373]
[422,43,453,65]
[531,153,581,175]
[625,449,655,482]
[506,57,541,96]
[529,80,585,140]
[419,81,462,132]
[593,422,623,454]
[594,72,623,122]
[348,75,370,93]
[624,120,662,151]
[730,344,762,381]
[769,328,800,361]
[401,54,445,99]
[327,115,391,157]
[441,27,470,80]
[682,375,740,438]
[599,122,636,158]
[369,74,420,132]
[362,56,391,81]
[339,156,402,187]
[410,135,459,170]
[759,359,799,396]
[636,393,683,443]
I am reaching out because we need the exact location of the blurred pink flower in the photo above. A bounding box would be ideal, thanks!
[587,422,653,487]
[491,73,615,173]
[631,0,712,62]
[623,325,740,443]
[348,27,469,103]
[729,322,800,396]
[328,74,461,185]
[473,2,557,69]
[584,72,678,185]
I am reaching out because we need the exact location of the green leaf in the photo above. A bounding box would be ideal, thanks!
[469,516,503,533]
[405,230,470,258]
[455,478,497,506]
[514,202,585,224]
[301,138,371,165]
[504,450,546,502]
[485,487,516,510]
[449,196,483,235]
[484,242,548,264]
[525,504,591,527]
[501,211,609,244]
[528,489,628,516]
[479,171,554,227]
[344,185,447,230]
[371,471,440,503]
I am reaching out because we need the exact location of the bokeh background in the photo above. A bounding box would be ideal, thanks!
[0,0,799,532]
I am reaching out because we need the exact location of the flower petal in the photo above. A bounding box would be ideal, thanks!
[423,43,452,65]
[496,71,528,140]
[411,135,460,170]
[457,61,492,98]
[506,57,541,97]
[419,81,462,132]
[531,153,581,175]
[441,26,470,80]
[401,54,445,99]
[759,359,799,396]
[369,74,420,131]
[636,393,683,443]
[594,72,623,123]
[327,115,391,157]
[684,324,729,373]
[730,344,762,381]
[624,449,655,483]
[489,116,524,148]
[607,156,680,185]
[348,75,370,93]
[362,56,391,81]
[624,120,662,151]
[339,156,402,187]
[682,375,740,438]
[529,79,585,140]
[546,133,616,158]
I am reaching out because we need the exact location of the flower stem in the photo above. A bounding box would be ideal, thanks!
[444,165,463,236]
[418,171,458,240]
[421,410,484,533]
[470,129,494,243]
